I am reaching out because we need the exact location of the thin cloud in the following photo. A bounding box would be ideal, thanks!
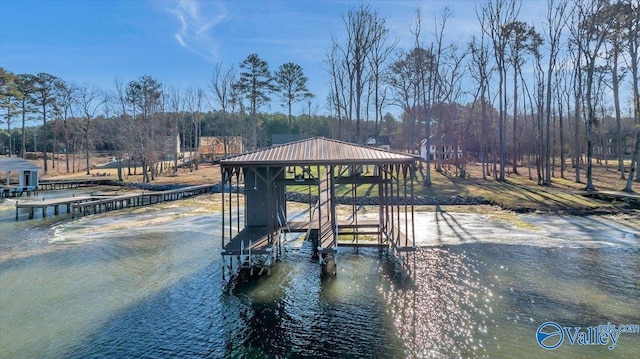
[163,0,228,61]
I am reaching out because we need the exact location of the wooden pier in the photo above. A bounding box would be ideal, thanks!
[15,184,214,220]
[38,179,114,190]
[15,195,94,220]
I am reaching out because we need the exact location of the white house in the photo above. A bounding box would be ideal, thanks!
[420,137,463,161]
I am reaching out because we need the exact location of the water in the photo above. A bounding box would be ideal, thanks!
[1,191,639,358]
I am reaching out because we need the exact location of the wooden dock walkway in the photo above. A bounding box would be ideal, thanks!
[15,195,94,220]
[38,179,113,190]
[15,184,214,220]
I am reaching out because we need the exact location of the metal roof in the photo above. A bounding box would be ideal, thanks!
[219,137,419,166]
[0,157,40,172]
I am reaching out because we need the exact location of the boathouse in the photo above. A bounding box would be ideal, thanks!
[0,157,39,198]
[218,137,419,276]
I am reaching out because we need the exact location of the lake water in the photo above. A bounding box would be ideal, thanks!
[1,190,639,358]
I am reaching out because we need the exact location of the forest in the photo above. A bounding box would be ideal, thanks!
[0,0,638,192]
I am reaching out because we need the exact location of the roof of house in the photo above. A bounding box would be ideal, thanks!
[219,137,419,166]
[0,157,40,172]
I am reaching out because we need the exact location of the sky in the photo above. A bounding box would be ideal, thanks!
[0,0,549,116]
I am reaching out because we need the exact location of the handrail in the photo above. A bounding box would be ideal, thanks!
[278,205,294,244]
[305,203,317,242]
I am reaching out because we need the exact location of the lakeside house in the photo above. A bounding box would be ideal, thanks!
[366,136,391,150]
[420,134,463,162]
[199,136,244,161]
[0,157,40,197]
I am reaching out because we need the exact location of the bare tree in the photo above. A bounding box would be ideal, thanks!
[601,1,629,178]
[469,34,494,180]
[412,9,434,185]
[210,62,236,114]
[54,80,77,173]
[555,61,572,179]
[623,0,640,192]
[325,42,348,140]
[76,84,104,175]
[113,78,132,181]
[388,47,427,152]
[542,0,568,185]
[167,86,182,174]
[480,0,521,181]
[210,62,238,154]
[571,0,613,191]
[184,86,204,170]
[366,13,396,138]
[331,4,383,142]
[503,20,542,176]
[126,75,163,183]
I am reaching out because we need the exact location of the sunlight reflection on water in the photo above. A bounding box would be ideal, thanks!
[0,198,638,358]
[381,248,492,358]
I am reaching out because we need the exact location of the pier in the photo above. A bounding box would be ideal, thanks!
[14,184,215,220]
[38,179,114,190]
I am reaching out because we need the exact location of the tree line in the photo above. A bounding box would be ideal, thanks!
[1,0,639,192]
[0,55,317,182]
[326,0,638,192]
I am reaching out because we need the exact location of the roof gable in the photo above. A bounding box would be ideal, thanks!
[0,157,40,172]
[220,137,418,166]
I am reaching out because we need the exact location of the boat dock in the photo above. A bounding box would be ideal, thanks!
[218,137,419,279]
[14,184,215,220]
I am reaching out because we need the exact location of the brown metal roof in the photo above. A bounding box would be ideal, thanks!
[219,137,419,166]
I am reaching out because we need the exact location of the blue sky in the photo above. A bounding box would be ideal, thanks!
[0,0,547,115]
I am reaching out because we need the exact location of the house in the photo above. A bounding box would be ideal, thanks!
[366,136,391,150]
[163,134,181,161]
[0,157,40,197]
[199,136,244,160]
[420,135,463,161]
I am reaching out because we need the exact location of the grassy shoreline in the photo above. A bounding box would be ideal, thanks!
[38,159,639,217]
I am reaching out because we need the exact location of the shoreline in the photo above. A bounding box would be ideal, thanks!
[4,181,638,219]
[31,160,638,217]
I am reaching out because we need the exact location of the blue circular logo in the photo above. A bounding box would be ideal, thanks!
[537,321,564,349]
